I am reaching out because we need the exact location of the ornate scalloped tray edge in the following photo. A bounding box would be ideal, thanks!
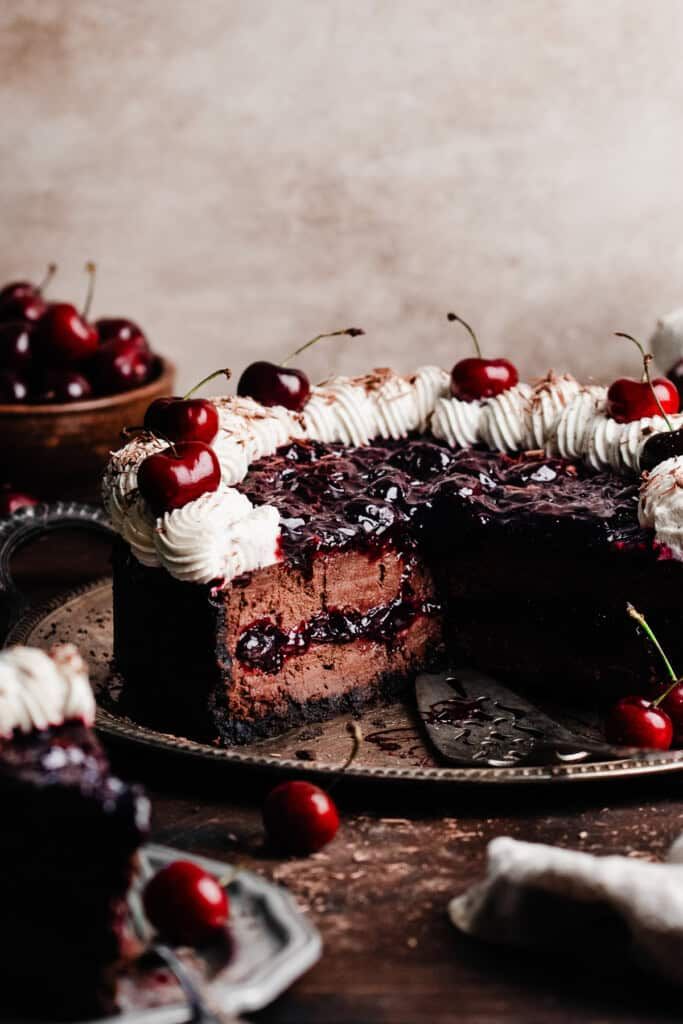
[7,579,683,786]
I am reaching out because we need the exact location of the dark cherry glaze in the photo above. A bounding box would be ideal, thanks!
[240,438,647,571]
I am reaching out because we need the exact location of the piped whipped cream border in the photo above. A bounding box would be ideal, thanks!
[0,644,95,737]
[103,366,683,583]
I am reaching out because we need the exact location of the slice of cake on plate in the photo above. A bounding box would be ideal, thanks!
[0,643,149,1019]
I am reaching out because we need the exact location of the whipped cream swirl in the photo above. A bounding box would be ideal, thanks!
[586,410,683,475]
[547,386,606,460]
[521,372,581,451]
[430,395,484,448]
[154,486,281,584]
[479,383,533,453]
[639,456,683,560]
[0,644,95,737]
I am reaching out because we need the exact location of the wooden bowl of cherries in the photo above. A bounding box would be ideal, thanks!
[0,263,175,503]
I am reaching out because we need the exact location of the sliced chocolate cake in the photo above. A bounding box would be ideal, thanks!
[105,363,683,745]
[0,644,149,1019]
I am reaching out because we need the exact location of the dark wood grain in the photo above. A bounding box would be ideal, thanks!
[12,532,683,1024]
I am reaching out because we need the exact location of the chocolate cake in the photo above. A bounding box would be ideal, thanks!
[105,365,683,745]
[0,644,149,1019]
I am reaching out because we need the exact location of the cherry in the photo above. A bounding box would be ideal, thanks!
[35,262,99,366]
[604,695,673,749]
[143,860,229,946]
[144,369,230,443]
[659,682,683,744]
[34,369,93,403]
[238,327,364,411]
[605,602,682,750]
[95,317,148,350]
[263,780,340,855]
[0,486,38,517]
[91,337,154,395]
[0,322,33,371]
[447,313,519,402]
[0,263,57,324]
[607,332,680,424]
[138,441,221,514]
[0,369,29,403]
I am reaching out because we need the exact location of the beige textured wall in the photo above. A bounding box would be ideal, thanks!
[2,0,683,392]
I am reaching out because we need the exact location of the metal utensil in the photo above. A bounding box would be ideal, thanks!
[415,667,638,767]
[128,854,224,1024]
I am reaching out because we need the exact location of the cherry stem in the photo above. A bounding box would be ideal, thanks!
[183,367,232,400]
[615,332,673,431]
[281,328,365,367]
[83,261,96,319]
[37,262,57,295]
[326,722,363,796]
[447,312,482,359]
[626,603,680,705]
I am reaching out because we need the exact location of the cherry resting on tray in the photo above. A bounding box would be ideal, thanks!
[143,860,229,945]
[0,263,57,324]
[138,441,221,513]
[604,603,681,750]
[35,261,99,365]
[144,369,231,444]
[447,312,519,402]
[237,327,364,411]
[606,332,679,424]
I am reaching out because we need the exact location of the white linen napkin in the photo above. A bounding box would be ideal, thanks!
[449,835,683,984]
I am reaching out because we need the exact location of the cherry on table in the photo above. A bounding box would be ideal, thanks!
[138,441,221,513]
[0,487,38,517]
[91,337,154,394]
[446,313,519,401]
[34,369,93,403]
[0,369,29,403]
[604,695,673,749]
[263,780,340,855]
[143,860,229,946]
[0,322,33,371]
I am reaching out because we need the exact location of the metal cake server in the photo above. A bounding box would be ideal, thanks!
[415,668,637,767]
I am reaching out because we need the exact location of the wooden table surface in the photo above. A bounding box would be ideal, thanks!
[9,531,683,1024]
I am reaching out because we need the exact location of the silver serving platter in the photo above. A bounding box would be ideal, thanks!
[8,578,683,786]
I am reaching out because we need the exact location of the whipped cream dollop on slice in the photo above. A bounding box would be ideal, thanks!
[521,372,581,451]
[639,456,683,560]
[0,644,95,737]
[479,383,533,453]
[154,485,281,584]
